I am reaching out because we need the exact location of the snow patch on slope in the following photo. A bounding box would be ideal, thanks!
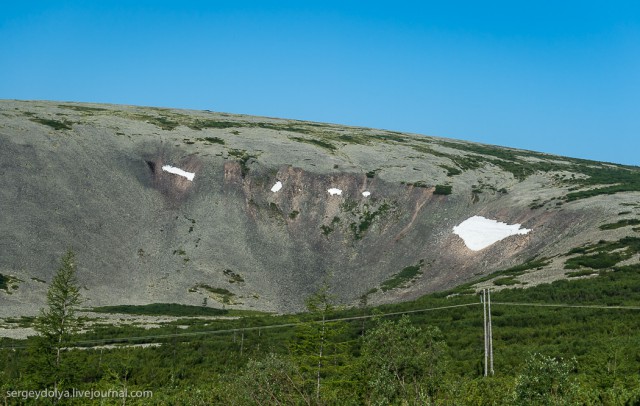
[271,181,283,192]
[453,216,531,251]
[162,165,195,181]
[328,188,342,196]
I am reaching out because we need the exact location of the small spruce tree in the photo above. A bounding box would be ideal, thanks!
[34,250,83,388]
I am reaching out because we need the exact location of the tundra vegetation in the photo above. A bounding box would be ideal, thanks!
[2,252,640,404]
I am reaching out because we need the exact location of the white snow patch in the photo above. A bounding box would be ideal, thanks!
[327,188,342,196]
[271,181,283,192]
[162,165,195,181]
[452,216,531,251]
[362,191,371,197]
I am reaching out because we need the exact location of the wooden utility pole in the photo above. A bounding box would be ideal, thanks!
[482,288,494,377]
[482,289,488,377]
[488,289,494,376]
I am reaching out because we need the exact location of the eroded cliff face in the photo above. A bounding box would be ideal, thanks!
[1,100,638,315]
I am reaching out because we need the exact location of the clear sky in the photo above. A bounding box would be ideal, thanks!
[1,1,639,165]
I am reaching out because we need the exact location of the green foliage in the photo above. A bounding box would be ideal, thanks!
[33,250,83,387]
[380,260,424,292]
[58,104,108,113]
[565,269,598,278]
[360,315,449,404]
[375,132,408,143]
[564,237,640,270]
[564,165,640,201]
[565,251,627,270]
[195,136,225,145]
[440,164,462,176]
[192,285,236,304]
[30,117,72,130]
[144,115,180,130]
[90,303,229,317]
[0,273,10,291]
[289,136,337,151]
[289,210,299,219]
[236,353,309,404]
[349,202,391,240]
[188,119,240,130]
[223,269,244,283]
[434,184,453,195]
[513,353,579,406]
[227,148,257,177]
[493,276,520,286]
[7,247,640,403]
[290,283,353,402]
[599,218,640,230]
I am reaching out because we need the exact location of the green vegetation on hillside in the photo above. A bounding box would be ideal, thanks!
[3,261,640,404]
[380,260,425,291]
[289,136,337,152]
[0,273,20,293]
[599,218,640,230]
[564,237,640,270]
[91,303,229,317]
[434,184,452,195]
[29,117,73,131]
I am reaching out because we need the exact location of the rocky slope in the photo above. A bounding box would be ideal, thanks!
[1,100,639,315]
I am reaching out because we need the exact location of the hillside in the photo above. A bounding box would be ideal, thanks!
[1,100,639,316]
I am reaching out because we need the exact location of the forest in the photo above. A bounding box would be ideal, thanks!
[2,251,640,405]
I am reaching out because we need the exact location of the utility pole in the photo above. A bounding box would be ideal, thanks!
[482,288,494,377]
[482,289,488,377]
[488,289,494,376]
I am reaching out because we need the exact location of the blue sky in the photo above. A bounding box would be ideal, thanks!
[1,1,639,165]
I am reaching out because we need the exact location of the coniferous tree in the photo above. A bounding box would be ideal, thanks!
[33,250,83,388]
[290,281,351,403]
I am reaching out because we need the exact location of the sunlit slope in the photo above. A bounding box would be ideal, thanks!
[1,100,639,315]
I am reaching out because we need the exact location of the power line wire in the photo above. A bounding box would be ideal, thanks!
[2,300,640,350]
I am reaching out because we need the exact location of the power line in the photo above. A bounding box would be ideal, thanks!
[2,300,640,350]
[0,302,481,350]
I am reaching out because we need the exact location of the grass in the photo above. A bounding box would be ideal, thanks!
[380,260,425,291]
[89,303,229,317]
